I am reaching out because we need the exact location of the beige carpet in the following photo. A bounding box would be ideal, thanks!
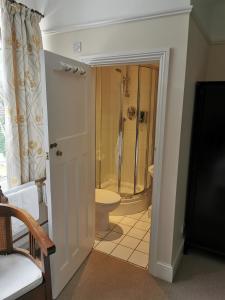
[57,250,225,300]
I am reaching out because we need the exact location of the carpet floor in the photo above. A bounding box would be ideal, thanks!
[57,249,225,300]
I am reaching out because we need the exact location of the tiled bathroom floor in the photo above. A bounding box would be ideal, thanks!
[94,208,151,269]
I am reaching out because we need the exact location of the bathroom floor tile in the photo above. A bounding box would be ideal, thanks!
[119,236,141,249]
[136,241,149,254]
[140,213,150,222]
[95,235,102,242]
[111,245,133,260]
[143,231,150,242]
[105,231,125,244]
[134,220,150,231]
[120,217,137,226]
[113,223,132,234]
[109,222,117,230]
[96,229,110,239]
[95,240,117,254]
[127,227,146,239]
[128,250,148,268]
[109,215,124,223]
[94,240,100,248]
[126,212,145,220]
[95,208,151,269]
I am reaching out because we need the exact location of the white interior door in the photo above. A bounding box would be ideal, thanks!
[43,51,95,299]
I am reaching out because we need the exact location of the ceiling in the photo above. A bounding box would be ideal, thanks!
[32,0,191,32]
[21,0,225,43]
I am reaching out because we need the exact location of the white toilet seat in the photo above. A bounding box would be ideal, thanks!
[95,189,121,205]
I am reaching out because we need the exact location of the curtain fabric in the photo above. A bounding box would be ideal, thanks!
[0,0,45,188]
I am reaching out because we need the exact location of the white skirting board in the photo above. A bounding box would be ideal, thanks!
[150,239,184,282]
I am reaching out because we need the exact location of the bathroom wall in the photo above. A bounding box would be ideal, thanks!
[43,13,190,272]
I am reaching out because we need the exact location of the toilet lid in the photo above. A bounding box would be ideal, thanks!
[95,189,121,204]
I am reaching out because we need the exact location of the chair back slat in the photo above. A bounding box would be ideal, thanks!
[0,187,13,254]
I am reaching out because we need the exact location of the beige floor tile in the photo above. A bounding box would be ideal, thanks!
[95,240,117,254]
[109,215,124,223]
[140,213,150,222]
[94,240,100,248]
[113,223,132,234]
[120,236,141,249]
[105,231,125,244]
[136,241,149,254]
[95,235,102,242]
[127,211,145,220]
[128,250,148,268]
[127,227,146,239]
[134,220,150,231]
[109,222,117,230]
[143,231,150,242]
[111,245,133,260]
[120,217,137,226]
[96,229,111,239]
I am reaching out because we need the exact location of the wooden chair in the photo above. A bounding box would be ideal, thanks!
[0,187,55,300]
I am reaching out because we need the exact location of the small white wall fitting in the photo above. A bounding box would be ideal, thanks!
[73,41,82,53]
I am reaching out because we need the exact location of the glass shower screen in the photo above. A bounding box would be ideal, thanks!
[96,65,158,198]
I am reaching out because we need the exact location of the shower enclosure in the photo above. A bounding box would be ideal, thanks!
[96,64,159,214]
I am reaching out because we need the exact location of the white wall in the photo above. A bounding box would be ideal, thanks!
[39,0,191,32]
[174,17,209,260]
[43,13,190,270]
[207,43,225,81]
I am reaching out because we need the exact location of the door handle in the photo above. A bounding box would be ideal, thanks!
[50,143,58,149]
[56,150,63,156]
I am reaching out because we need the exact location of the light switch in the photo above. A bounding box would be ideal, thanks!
[73,41,82,53]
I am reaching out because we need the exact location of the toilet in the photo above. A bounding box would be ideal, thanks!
[95,189,121,232]
[148,164,154,177]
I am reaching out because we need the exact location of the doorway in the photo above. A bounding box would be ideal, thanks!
[94,63,159,268]
[79,49,170,278]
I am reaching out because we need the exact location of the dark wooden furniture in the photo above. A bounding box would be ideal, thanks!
[0,187,56,299]
[185,81,225,256]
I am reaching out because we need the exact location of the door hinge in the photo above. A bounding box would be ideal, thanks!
[46,152,49,160]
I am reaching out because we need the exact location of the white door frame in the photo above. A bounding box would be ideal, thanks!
[79,48,170,278]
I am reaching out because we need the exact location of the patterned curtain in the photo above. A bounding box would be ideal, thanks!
[0,0,45,188]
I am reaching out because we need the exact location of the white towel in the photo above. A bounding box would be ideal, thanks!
[5,182,39,235]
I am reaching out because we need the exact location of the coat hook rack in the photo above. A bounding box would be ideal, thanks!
[53,62,87,76]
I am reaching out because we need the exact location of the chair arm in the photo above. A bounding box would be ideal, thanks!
[0,203,55,257]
